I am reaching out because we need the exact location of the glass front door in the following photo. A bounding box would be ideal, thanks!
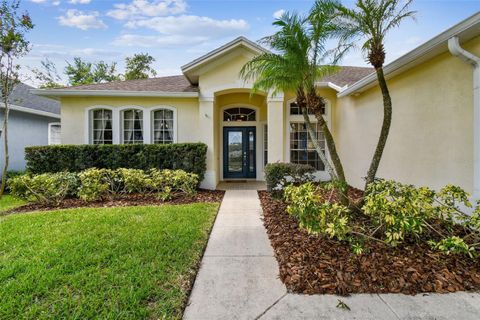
[223,127,256,179]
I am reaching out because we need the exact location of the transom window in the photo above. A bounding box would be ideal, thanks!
[122,109,143,144]
[289,122,325,171]
[153,109,174,144]
[91,109,113,144]
[223,107,256,122]
[289,101,324,115]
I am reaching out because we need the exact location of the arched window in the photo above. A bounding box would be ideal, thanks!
[122,109,143,144]
[223,107,256,122]
[90,108,113,144]
[152,108,175,144]
[289,101,321,115]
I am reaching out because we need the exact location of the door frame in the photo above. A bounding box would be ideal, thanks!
[223,126,257,179]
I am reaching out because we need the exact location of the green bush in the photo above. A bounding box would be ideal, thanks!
[25,143,207,181]
[265,162,315,196]
[117,168,152,194]
[284,183,350,240]
[77,168,110,201]
[150,169,199,200]
[8,172,79,205]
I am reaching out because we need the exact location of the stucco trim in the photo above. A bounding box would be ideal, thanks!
[338,11,480,97]
[5,103,60,119]
[32,89,199,99]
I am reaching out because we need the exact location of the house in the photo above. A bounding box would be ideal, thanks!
[2,83,60,172]
[33,12,480,196]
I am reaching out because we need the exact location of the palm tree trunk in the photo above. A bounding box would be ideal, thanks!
[313,111,346,183]
[302,108,337,179]
[364,66,392,190]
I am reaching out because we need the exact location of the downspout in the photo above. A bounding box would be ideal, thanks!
[448,36,480,199]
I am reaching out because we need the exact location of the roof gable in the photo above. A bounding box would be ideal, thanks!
[181,36,268,84]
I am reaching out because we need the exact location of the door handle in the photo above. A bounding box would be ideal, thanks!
[243,151,247,166]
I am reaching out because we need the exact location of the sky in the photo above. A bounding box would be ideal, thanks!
[17,0,480,86]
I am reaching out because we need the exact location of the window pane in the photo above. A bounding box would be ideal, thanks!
[290,121,325,170]
[153,108,174,144]
[123,109,143,144]
[91,109,112,145]
[223,107,256,122]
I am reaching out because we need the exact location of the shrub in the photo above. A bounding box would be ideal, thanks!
[77,168,110,201]
[8,172,79,205]
[363,179,436,246]
[150,169,198,200]
[265,163,315,196]
[117,168,152,194]
[284,183,350,240]
[25,143,207,181]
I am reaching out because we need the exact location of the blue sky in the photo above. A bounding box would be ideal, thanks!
[19,0,480,86]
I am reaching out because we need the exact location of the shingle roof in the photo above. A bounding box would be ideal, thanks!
[8,83,60,114]
[54,75,198,93]
[320,66,374,88]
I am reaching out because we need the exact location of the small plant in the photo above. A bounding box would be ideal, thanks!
[117,168,152,194]
[8,172,78,205]
[284,183,350,239]
[265,163,315,197]
[363,179,436,246]
[429,236,475,258]
[150,169,198,200]
[77,168,109,201]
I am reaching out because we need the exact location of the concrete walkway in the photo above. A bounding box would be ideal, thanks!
[184,189,480,320]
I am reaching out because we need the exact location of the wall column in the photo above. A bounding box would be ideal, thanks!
[267,94,285,163]
[198,98,218,189]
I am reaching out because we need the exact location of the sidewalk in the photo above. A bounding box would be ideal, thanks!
[183,189,480,320]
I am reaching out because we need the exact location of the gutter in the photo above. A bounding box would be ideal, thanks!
[448,36,480,199]
[31,89,199,99]
[2,103,60,119]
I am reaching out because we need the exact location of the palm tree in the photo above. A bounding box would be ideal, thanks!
[240,11,347,184]
[329,0,415,190]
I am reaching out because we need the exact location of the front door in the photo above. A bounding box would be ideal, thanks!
[223,127,256,179]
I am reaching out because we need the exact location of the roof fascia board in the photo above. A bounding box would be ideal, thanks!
[31,89,199,99]
[338,12,480,98]
[4,103,60,118]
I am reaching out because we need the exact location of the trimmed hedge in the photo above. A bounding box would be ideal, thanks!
[25,143,207,181]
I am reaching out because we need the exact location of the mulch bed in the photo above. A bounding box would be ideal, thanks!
[259,190,480,295]
[6,190,225,215]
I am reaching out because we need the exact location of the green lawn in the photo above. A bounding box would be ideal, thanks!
[0,203,219,319]
[0,195,26,213]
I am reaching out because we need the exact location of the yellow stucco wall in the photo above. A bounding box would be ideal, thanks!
[335,36,480,192]
[61,96,199,144]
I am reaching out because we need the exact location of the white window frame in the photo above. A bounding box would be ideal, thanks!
[285,97,332,180]
[85,105,177,144]
[86,106,117,144]
[48,122,61,145]
[120,107,144,144]
[151,106,178,144]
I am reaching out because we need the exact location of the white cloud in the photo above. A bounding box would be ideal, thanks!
[70,0,91,4]
[58,9,107,30]
[125,15,248,38]
[30,0,61,5]
[107,0,187,20]
[112,34,209,48]
[273,9,285,19]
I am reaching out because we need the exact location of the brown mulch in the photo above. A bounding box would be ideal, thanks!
[5,189,225,215]
[259,190,480,295]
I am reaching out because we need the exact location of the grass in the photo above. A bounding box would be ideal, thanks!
[0,203,219,319]
[0,194,26,213]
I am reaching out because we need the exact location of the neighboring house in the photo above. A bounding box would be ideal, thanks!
[34,13,480,196]
[1,83,60,172]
